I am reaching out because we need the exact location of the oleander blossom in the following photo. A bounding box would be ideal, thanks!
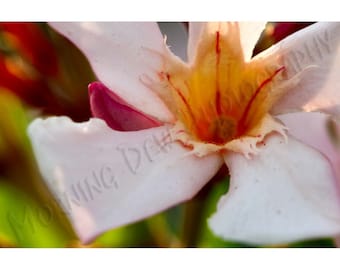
[28,22,340,245]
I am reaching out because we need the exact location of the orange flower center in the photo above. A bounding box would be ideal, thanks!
[160,23,284,145]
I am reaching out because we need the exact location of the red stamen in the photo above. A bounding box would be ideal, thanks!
[215,90,222,115]
[239,66,285,129]
[166,73,197,128]
[215,31,222,115]
[215,31,221,54]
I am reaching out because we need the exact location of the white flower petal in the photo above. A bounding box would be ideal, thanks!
[49,22,173,122]
[238,22,267,61]
[187,22,266,63]
[28,117,222,243]
[278,111,340,181]
[209,134,340,245]
[258,22,340,115]
[187,22,205,63]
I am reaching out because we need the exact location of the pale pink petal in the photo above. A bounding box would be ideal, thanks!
[89,81,161,131]
[238,22,267,61]
[278,112,340,181]
[187,22,266,63]
[187,22,204,63]
[209,134,340,245]
[258,22,340,115]
[28,117,223,243]
[334,236,340,247]
[49,22,173,122]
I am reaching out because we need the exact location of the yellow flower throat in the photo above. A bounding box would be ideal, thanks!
[159,23,285,146]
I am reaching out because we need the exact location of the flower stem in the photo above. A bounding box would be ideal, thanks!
[147,213,181,247]
[180,165,229,247]
[180,198,205,247]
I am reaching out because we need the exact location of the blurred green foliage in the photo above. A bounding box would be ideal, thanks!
[0,182,69,247]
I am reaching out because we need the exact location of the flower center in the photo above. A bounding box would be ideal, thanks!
[159,23,285,146]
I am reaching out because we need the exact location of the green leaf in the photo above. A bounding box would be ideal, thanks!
[289,238,335,248]
[0,182,70,247]
[0,90,31,154]
[94,221,153,247]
